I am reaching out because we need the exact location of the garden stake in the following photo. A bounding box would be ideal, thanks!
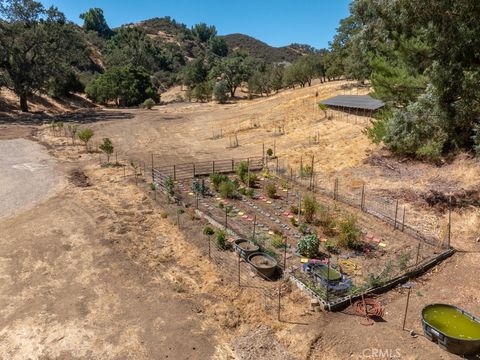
[252,215,256,240]
[283,236,287,270]
[402,207,406,232]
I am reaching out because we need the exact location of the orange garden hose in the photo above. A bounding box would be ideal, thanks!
[352,298,385,326]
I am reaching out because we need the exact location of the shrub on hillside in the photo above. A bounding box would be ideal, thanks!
[141,98,156,109]
[213,80,229,104]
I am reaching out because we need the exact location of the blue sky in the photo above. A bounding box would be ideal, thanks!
[39,0,350,49]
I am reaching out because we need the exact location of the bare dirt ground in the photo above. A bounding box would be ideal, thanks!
[1,80,479,359]
[0,138,65,219]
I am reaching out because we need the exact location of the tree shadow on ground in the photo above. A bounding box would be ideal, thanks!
[0,109,135,125]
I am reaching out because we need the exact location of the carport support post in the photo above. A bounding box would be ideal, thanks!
[402,287,412,331]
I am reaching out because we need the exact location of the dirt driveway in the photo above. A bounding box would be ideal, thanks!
[0,143,217,359]
[0,139,65,219]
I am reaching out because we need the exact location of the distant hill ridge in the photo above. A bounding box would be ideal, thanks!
[222,33,315,63]
[130,17,316,63]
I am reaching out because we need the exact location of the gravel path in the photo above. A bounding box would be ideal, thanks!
[0,139,64,218]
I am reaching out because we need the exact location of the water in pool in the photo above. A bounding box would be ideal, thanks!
[424,305,480,340]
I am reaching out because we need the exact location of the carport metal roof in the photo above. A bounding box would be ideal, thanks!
[319,95,384,111]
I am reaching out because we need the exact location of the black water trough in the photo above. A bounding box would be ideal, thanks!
[247,252,277,279]
[233,238,259,259]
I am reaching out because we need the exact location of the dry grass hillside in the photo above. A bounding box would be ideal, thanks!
[81,79,480,252]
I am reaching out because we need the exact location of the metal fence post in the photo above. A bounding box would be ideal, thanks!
[278,283,281,322]
[448,200,452,249]
[394,199,399,230]
[237,252,241,287]
[402,287,412,330]
[151,153,154,182]
[225,207,228,230]
[208,236,211,259]
[361,184,365,211]
[173,165,176,181]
